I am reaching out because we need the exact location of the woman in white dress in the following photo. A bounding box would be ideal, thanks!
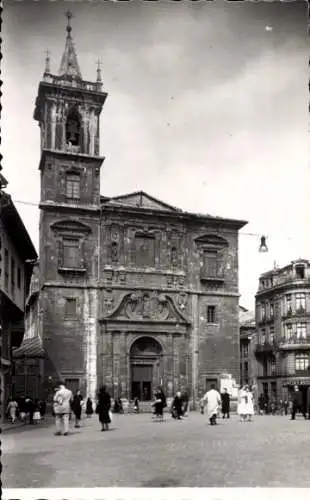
[237,386,247,422]
[244,386,254,422]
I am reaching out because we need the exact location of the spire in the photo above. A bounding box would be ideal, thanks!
[96,58,103,85]
[58,11,82,80]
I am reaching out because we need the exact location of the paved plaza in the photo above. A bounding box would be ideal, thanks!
[3,412,310,488]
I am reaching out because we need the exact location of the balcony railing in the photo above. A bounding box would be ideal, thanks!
[254,341,276,354]
[42,73,103,92]
[278,336,310,347]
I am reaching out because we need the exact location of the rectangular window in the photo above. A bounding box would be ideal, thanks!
[261,328,266,344]
[270,303,274,319]
[203,251,218,277]
[286,295,292,315]
[270,358,276,375]
[63,239,80,268]
[4,249,9,290]
[66,174,81,200]
[242,344,249,357]
[261,303,266,321]
[17,267,22,289]
[271,381,277,399]
[296,293,306,312]
[65,298,77,318]
[207,305,216,323]
[285,323,293,340]
[263,359,268,377]
[296,265,305,279]
[11,257,15,295]
[296,322,307,339]
[269,326,275,343]
[295,354,309,372]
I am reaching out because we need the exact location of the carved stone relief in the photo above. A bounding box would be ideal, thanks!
[124,291,170,321]
[102,290,189,325]
[177,292,188,312]
[103,288,115,314]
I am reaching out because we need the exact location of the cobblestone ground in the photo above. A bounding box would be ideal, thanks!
[3,412,310,488]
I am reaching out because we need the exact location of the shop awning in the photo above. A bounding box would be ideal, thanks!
[13,336,45,359]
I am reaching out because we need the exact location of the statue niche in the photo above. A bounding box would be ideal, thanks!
[135,235,155,268]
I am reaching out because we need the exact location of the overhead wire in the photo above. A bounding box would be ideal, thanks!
[11,198,295,241]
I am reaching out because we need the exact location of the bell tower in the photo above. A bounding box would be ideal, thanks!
[33,12,107,399]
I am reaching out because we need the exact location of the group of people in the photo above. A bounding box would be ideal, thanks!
[6,396,46,425]
[200,384,254,426]
[53,381,112,435]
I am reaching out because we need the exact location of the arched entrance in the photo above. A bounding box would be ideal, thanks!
[130,337,162,401]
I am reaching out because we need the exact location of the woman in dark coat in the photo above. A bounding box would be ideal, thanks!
[71,390,83,428]
[96,386,111,431]
[153,387,166,421]
[86,397,93,418]
[171,391,183,420]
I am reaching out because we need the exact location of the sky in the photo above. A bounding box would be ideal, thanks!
[2,0,309,311]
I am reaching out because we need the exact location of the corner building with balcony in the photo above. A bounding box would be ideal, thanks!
[21,17,247,406]
[255,259,310,407]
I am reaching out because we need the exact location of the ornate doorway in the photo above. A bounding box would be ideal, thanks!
[130,337,162,401]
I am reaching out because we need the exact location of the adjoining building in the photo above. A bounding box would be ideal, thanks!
[0,171,37,420]
[16,15,247,407]
[255,259,310,409]
[239,306,256,387]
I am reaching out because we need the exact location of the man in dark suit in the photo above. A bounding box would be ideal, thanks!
[221,388,230,419]
[291,386,306,420]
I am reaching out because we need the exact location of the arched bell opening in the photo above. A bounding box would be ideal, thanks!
[65,107,81,148]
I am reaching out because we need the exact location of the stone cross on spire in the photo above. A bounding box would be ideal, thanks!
[58,11,82,80]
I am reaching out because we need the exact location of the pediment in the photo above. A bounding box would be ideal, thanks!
[103,191,180,213]
[102,291,190,324]
[50,219,91,234]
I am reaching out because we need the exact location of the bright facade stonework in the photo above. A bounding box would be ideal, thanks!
[21,16,247,405]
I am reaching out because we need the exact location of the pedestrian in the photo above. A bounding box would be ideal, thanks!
[237,386,247,422]
[290,386,306,420]
[284,400,289,416]
[96,385,112,431]
[53,381,73,436]
[244,386,254,422]
[182,392,189,416]
[221,388,230,419]
[152,387,166,422]
[71,390,83,428]
[33,400,41,424]
[39,399,46,421]
[86,397,93,418]
[7,398,18,424]
[171,391,183,420]
[202,384,221,426]
[199,397,204,414]
[134,397,140,414]
[25,397,34,424]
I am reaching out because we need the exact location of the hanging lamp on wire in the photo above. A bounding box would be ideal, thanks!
[259,235,268,253]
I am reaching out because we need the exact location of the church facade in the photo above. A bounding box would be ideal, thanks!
[22,16,247,405]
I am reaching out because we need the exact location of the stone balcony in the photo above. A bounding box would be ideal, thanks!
[200,266,225,284]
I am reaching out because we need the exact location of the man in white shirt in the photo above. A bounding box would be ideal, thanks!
[53,381,73,436]
[203,384,222,426]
